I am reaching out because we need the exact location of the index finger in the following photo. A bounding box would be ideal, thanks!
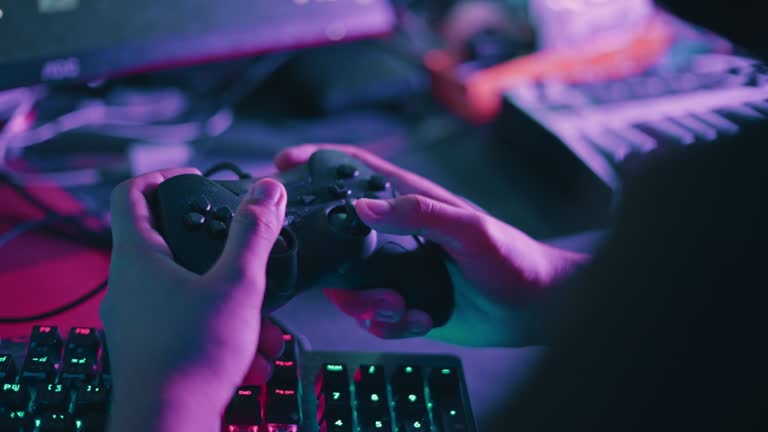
[275,143,475,210]
[110,168,200,260]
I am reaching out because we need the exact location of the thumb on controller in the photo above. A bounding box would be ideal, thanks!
[209,179,287,291]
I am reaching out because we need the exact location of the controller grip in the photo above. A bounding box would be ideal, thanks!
[347,238,455,328]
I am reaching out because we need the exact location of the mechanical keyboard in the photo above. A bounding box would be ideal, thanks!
[0,326,476,432]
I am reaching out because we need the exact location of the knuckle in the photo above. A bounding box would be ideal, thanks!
[233,205,282,243]
[400,194,435,217]
[466,212,498,252]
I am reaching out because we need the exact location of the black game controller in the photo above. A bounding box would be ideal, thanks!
[151,150,455,327]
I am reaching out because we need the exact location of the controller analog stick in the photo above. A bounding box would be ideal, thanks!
[270,228,296,255]
[328,205,371,237]
[273,235,289,253]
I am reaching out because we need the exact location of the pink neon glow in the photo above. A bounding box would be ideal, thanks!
[282,334,292,341]
[275,361,294,367]
[238,390,253,396]
[274,389,295,395]
[39,326,51,333]
[75,328,91,335]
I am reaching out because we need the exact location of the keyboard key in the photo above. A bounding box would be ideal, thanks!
[1,383,30,410]
[31,412,75,432]
[429,368,469,432]
[0,354,16,383]
[280,334,296,362]
[224,386,263,429]
[74,384,109,416]
[398,416,430,432]
[61,352,98,383]
[66,328,99,352]
[394,391,426,417]
[671,115,718,142]
[356,388,388,415]
[76,413,107,432]
[391,365,423,395]
[319,405,352,432]
[264,386,301,426]
[0,410,28,432]
[715,105,765,124]
[34,383,70,413]
[611,127,657,153]
[270,359,298,390]
[746,100,768,115]
[693,112,740,135]
[354,365,386,392]
[317,387,351,414]
[360,416,392,432]
[315,364,349,398]
[584,131,632,162]
[99,343,111,385]
[29,327,62,353]
[635,120,696,146]
[21,352,57,383]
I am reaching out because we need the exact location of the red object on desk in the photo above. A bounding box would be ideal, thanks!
[0,180,110,338]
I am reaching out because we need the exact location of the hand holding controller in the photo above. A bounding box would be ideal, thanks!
[151,149,456,327]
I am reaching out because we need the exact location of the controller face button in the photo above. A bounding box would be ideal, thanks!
[190,196,212,213]
[213,206,234,223]
[183,212,207,229]
[336,163,360,179]
[368,175,390,192]
[207,219,229,238]
[329,180,351,198]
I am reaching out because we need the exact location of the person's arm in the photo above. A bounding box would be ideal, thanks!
[275,144,590,347]
[104,170,287,431]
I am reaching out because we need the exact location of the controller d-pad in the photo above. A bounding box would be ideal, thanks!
[184,212,206,229]
[329,180,351,198]
[213,206,234,223]
[207,219,228,238]
[368,175,390,192]
[190,196,212,213]
[336,164,359,179]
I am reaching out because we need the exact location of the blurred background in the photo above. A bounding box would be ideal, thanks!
[4,0,765,242]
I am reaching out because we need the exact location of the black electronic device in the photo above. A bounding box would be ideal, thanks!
[497,53,768,193]
[151,150,455,327]
[0,0,396,91]
[0,325,477,432]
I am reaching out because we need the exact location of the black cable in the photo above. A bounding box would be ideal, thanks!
[0,171,61,216]
[0,171,112,249]
[0,278,108,323]
[203,162,252,179]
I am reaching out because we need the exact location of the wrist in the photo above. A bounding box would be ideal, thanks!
[537,243,591,288]
[108,369,230,432]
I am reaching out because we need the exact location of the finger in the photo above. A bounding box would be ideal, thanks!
[110,168,200,259]
[275,144,473,210]
[242,354,273,385]
[258,318,285,360]
[323,288,405,323]
[357,310,433,339]
[209,178,287,288]
[354,194,485,256]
